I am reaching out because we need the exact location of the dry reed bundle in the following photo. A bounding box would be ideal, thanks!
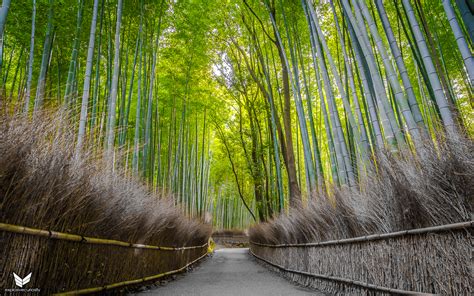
[249,137,473,295]
[0,111,212,294]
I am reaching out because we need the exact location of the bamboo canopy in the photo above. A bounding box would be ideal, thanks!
[1,0,473,294]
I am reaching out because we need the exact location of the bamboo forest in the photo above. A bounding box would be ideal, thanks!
[1,0,473,295]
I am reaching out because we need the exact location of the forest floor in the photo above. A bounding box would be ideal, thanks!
[133,248,322,296]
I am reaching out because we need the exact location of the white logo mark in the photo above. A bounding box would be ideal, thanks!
[13,272,32,288]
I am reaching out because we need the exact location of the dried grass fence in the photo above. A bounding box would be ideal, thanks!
[249,135,472,295]
[250,221,472,295]
[1,222,208,294]
[0,112,212,294]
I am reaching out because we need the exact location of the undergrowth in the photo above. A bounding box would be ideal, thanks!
[0,111,211,246]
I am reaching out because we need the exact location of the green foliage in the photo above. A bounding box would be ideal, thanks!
[1,0,472,229]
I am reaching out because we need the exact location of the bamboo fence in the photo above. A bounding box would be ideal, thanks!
[1,222,209,294]
[250,221,473,295]
[54,251,209,295]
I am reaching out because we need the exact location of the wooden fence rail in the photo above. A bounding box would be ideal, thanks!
[0,222,208,250]
[250,220,473,248]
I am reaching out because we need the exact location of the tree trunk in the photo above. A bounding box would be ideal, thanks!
[442,0,474,87]
[402,0,457,136]
[23,0,36,113]
[376,0,426,130]
[76,0,99,153]
[267,5,301,206]
[357,1,422,148]
[64,0,84,105]
[34,0,54,113]
[455,0,474,45]
[0,0,11,72]
[105,0,123,166]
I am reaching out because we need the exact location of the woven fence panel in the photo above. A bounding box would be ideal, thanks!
[251,229,471,295]
[1,232,207,294]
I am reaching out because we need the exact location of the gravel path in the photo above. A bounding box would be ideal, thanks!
[135,248,322,296]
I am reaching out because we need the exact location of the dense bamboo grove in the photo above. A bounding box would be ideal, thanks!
[0,0,472,230]
[2,0,221,221]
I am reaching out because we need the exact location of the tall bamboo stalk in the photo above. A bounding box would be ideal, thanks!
[402,0,457,136]
[442,0,474,87]
[33,0,54,113]
[105,0,123,165]
[76,0,100,152]
[23,0,36,113]
[0,0,11,72]
[357,1,422,148]
[375,0,426,131]
[64,0,84,105]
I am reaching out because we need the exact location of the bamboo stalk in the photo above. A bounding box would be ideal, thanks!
[33,0,53,112]
[54,250,208,295]
[250,249,435,295]
[23,0,36,113]
[0,222,208,250]
[250,220,473,248]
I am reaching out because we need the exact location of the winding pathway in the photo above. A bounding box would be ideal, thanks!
[136,248,322,296]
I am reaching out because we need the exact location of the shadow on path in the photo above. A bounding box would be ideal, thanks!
[134,248,322,296]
